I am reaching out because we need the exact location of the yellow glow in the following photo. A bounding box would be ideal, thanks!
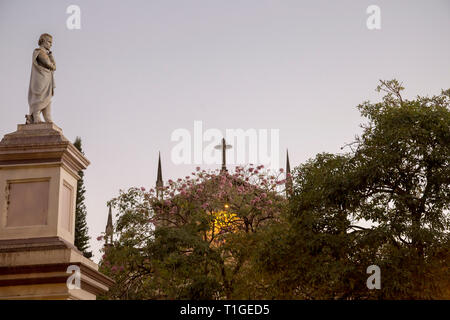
[206,210,239,244]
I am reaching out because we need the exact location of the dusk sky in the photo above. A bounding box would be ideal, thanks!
[1,0,449,261]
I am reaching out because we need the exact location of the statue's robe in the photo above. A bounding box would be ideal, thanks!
[28,48,55,115]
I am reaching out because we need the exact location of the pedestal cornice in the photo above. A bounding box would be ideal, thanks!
[0,123,90,178]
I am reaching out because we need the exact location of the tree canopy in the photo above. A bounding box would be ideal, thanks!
[256,80,450,299]
[99,166,287,299]
[99,80,449,299]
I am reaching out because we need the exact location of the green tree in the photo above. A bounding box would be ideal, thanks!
[255,80,450,299]
[98,80,449,300]
[99,165,287,299]
[254,153,372,299]
[349,80,450,298]
[73,137,92,259]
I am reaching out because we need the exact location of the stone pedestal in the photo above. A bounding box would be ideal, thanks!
[0,237,114,300]
[0,123,113,299]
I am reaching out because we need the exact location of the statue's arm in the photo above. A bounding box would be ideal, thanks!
[36,50,56,71]
[48,52,56,71]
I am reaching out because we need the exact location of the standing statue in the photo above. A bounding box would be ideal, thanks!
[26,33,56,124]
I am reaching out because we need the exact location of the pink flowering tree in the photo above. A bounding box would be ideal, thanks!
[99,164,288,299]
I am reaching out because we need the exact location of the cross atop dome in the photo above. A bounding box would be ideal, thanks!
[214,138,232,173]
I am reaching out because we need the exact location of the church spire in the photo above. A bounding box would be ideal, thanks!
[105,204,113,247]
[286,149,291,175]
[221,138,227,173]
[156,152,163,199]
[285,149,293,196]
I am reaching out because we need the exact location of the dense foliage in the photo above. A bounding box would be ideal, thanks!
[100,166,287,299]
[100,81,449,299]
[255,80,450,299]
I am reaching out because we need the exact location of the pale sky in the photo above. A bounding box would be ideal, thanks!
[1,0,449,261]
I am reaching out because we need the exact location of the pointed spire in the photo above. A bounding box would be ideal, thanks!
[221,138,227,173]
[285,149,293,196]
[156,152,163,199]
[286,149,291,175]
[105,204,113,245]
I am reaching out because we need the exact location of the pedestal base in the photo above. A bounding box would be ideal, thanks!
[0,237,114,300]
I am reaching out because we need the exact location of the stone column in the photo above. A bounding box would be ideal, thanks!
[0,123,113,300]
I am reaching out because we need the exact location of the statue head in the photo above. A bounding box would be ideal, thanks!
[38,33,53,51]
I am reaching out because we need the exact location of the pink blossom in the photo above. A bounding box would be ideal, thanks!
[140,187,146,191]
[97,236,103,241]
